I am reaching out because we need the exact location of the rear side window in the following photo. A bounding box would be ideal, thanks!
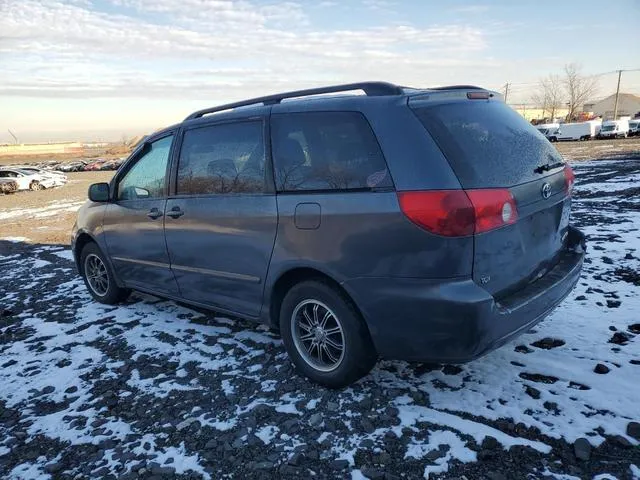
[271,112,391,192]
[177,121,265,195]
[413,101,565,188]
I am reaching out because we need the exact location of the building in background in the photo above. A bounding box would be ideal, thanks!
[509,104,569,122]
[583,93,640,120]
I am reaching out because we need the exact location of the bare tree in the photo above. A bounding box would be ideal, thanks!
[531,74,564,120]
[563,63,599,121]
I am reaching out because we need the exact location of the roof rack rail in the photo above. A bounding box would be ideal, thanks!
[184,81,403,121]
[428,85,484,90]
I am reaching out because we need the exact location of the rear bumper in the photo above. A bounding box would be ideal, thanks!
[343,227,585,363]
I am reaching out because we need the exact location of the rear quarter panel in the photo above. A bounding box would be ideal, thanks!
[267,192,473,285]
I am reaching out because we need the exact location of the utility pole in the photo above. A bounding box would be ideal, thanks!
[612,69,622,120]
[503,82,510,103]
[7,129,18,144]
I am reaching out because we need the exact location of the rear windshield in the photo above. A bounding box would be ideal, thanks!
[412,101,564,188]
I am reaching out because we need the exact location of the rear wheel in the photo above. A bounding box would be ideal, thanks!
[30,181,44,191]
[80,242,130,304]
[279,280,377,388]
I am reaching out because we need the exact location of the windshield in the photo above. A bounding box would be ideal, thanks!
[601,125,615,132]
[412,100,564,188]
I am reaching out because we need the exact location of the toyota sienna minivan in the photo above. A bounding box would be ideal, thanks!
[72,82,585,387]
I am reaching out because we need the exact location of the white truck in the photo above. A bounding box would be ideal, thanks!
[548,121,601,142]
[626,119,639,137]
[599,119,629,139]
[536,123,560,140]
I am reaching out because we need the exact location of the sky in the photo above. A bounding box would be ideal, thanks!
[1,0,639,143]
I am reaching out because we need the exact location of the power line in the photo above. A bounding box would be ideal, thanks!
[496,67,640,90]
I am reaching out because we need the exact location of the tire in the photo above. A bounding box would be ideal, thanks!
[30,181,44,191]
[279,280,377,388]
[80,242,130,304]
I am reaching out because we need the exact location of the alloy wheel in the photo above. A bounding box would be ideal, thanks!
[291,300,345,372]
[84,253,109,296]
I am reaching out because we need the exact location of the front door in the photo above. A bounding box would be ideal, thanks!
[164,119,277,317]
[103,133,179,294]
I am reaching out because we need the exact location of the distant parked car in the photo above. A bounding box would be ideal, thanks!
[72,82,585,387]
[99,160,120,171]
[0,168,57,191]
[0,178,18,194]
[84,161,104,171]
[8,166,68,186]
[57,161,86,172]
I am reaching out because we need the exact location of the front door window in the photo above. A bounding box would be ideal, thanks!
[117,135,173,201]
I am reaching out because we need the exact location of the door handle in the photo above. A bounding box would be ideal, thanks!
[147,208,163,219]
[166,206,184,219]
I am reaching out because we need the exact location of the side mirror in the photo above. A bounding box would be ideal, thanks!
[88,183,110,202]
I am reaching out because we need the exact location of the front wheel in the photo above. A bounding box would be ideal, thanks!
[279,280,377,388]
[30,181,44,191]
[80,242,130,304]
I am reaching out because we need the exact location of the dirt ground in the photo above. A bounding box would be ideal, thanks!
[0,171,113,244]
[1,137,638,246]
[555,136,640,160]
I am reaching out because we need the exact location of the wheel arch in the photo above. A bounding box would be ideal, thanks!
[73,231,96,274]
[73,231,115,281]
[267,267,367,334]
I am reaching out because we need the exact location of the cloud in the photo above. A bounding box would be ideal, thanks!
[451,5,490,14]
[0,0,494,101]
[362,0,396,11]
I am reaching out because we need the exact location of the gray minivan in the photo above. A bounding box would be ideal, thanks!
[72,82,585,387]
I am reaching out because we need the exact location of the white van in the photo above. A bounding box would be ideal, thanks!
[628,119,640,137]
[599,119,630,139]
[536,123,560,141]
[552,121,601,141]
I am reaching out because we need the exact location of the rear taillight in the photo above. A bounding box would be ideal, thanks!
[563,165,575,195]
[397,191,475,237]
[466,189,518,233]
[397,189,518,237]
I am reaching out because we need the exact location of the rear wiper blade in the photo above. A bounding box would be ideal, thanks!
[534,161,565,174]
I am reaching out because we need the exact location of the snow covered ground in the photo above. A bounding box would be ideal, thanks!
[0,201,84,222]
[1,159,639,479]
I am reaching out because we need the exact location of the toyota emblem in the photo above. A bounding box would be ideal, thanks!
[541,183,552,199]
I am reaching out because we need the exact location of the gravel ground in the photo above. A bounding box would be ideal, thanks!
[1,159,639,480]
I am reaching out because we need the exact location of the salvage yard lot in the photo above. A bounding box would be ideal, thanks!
[0,172,113,245]
[1,155,640,479]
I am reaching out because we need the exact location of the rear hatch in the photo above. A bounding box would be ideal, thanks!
[410,92,573,298]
